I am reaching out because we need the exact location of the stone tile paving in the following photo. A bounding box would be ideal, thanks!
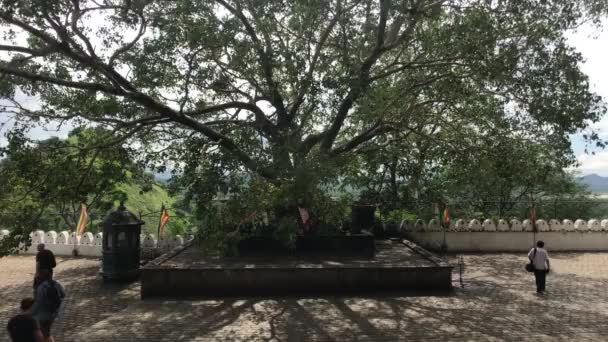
[3,252,608,341]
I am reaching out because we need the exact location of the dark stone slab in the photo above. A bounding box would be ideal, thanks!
[237,234,375,258]
[295,234,375,257]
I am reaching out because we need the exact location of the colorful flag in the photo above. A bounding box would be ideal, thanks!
[530,207,537,232]
[158,206,170,239]
[76,203,88,236]
[239,212,257,225]
[442,208,450,228]
[298,207,311,232]
[298,207,310,225]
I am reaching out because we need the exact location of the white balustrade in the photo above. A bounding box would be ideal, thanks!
[414,219,426,232]
[497,219,510,232]
[80,232,95,245]
[427,219,441,232]
[482,219,496,231]
[536,219,550,232]
[399,219,413,236]
[45,231,58,244]
[510,219,523,232]
[588,219,601,231]
[455,219,467,231]
[143,234,157,248]
[549,219,562,231]
[56,231,70,244]
[94,232,103,246]
[522,219,534,232]
[574,219,587,230]
[468,219,482,231]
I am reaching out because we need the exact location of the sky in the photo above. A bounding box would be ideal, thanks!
[1,18,608,176]
[567,20,608,176]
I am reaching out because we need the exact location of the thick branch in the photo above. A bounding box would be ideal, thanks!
[320,0,389,151]
[172,115,278,181]
[289,1,342,119]
[330,123,393,155]
[0,64,123,94]
[215,0,288,126]
[184,101,277,139]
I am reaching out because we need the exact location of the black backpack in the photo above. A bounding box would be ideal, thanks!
[45,281,64,314]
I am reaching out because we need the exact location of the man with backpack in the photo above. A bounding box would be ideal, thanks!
[31,269,65,342]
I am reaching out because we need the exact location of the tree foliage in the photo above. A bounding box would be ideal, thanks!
[0,0,606,237]
[0,127,138,255]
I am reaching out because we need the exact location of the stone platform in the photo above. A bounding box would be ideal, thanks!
[141,239,452,298]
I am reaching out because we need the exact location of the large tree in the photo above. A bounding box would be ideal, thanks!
[0,0,606,227]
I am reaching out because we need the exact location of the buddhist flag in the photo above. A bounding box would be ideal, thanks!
[239,212,257,225]
[158,206,170,238]
[298,207,311,232]
[530,207,537,232]
[298,207,310,225]
[442,208,450,228]
[76,203,88,236]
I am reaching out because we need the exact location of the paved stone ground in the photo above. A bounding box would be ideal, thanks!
[3,252,608,341]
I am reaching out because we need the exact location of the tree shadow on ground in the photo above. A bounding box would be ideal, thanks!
[5,254,608,341]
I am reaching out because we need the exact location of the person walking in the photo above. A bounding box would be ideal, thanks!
[33,244,57,299]
[528,240,551,294]
[35,244,56,276]
[6,298,45,342]
[31,270,65,342]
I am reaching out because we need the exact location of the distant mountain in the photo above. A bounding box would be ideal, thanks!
[579,174,608,193]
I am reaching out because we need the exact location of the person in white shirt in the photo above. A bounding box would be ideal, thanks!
[528,240,551,294]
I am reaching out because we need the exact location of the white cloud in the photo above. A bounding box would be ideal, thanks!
[575,151,608,176]
[567,20,608,153]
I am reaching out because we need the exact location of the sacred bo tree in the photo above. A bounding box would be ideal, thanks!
[1,0,607,239]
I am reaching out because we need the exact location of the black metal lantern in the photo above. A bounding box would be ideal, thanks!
[100,201,144,281]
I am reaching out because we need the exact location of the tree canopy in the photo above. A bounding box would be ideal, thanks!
[0,127,152,254]
[1,0,607,234]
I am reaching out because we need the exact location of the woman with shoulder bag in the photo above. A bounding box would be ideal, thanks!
[528,240,551,294]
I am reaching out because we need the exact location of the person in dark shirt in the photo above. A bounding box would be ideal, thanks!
[34,244,57,298]
[6,298,44,342]
[35,244,56,275]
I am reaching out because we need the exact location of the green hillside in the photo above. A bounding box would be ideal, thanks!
[117,182,175,218]
[114,182,193,235]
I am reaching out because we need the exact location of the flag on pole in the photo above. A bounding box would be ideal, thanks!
[530,207,537,232]
[239,212,257,225]
[298,207,311,232]
[442,208,450,229]
[158,206,170,239]
[76,203,88,236]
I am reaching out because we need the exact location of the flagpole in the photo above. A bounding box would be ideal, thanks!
[531,204,537,247]
[441,206,448,254]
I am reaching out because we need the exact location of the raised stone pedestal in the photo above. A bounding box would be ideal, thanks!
[141,239,452,298]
